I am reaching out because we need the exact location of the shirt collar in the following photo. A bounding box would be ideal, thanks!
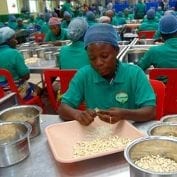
[93,61,125,84]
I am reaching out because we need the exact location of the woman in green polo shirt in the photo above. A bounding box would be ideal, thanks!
[58,23,156,126]
[45,17,68,46]
[138,9,158,32]
[137,15,177,71]
[0,27,41,100]
[59,17,89,69]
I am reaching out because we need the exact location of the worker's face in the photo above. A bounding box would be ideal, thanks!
[50,25,60,35]
[7,35,18,48]
[87,43,119,78]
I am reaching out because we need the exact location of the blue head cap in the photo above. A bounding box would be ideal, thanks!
[0,27,15,44]
[64,11,72,18]
[8,15,16,22]
[117,11,123,17]
[84,23,119,48]
[68,17,88,41]
[164,10,176,16]
[146,9,155,19]
[159,14,177,34]
[86,11,95,21]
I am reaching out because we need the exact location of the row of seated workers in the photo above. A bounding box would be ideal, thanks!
[0,3,177,125]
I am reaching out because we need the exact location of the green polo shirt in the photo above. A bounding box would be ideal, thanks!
[0,45,29,82]
[61,62,155,109]
[45,28,68,42]
[137,38,177,71]
[138,20,158,32]
[59,41,90,69]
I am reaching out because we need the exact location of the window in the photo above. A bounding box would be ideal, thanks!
[29,0,37,13]
[7,0,18,14]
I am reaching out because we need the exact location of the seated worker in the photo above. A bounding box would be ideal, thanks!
[137,15,177,71]
[138,9,158,32]
[98,16,111,23]
[61,11,72,29]
[45,17,68,46]
[16,18,27,30]
[58,23,156,126]
[134,0,146,19]
[86,11,97,27]
[58,17,90,69]
[0,27,41,100]
[8,15,17,30]
[105,10,118,26]
[115,11,126,25]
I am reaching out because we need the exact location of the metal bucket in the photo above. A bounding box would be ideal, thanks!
[0,122,31,167]
[0,105,42,138]
[124,136,177,177]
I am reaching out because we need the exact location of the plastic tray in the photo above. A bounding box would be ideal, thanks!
[45,118,144,163]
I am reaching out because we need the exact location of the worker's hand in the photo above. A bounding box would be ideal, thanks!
[97,108,124,124]
[74,109,97,126]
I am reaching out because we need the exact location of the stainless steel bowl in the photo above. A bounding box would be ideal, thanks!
[147,122,177,137]
[138,39,155,45]
[122,48,148,63]
[124,136,177,177]
[20,49,33,58]
[118,41,130,45]
[161,115,177,123]
[0,105,42,138]
[0,122,31,167]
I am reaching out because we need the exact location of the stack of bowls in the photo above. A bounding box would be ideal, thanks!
[0,105,42,138]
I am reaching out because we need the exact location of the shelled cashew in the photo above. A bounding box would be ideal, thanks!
[135,154,177,173]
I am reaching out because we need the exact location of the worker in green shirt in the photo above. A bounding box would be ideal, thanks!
[61,11,72,29]
[45,17,68,46]
[138,9,158,32]
[59,17,89,69]
[58,23,156,125]
[105,10,118,26]
[0,27,41,100]
[8,15,17,30]
[134,0,146,19]
[137,15,177,71]
[61,0,74,17]
[86,11,97,27]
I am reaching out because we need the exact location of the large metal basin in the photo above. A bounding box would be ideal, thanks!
[0,122,31,167]
[0,105,42,138]
[147,122,177,137]
[137,39,155,45]
[121,48,148,64]
[124,136,177,177]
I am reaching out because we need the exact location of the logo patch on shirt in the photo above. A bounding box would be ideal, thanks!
[116,92,128,104]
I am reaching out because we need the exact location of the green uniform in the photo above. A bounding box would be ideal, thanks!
[134,2,146,19]
[59,41,90,69]
[61,61,155,109]
[40,22,49,35]
[138,19,158,31]
[8,21,17,30]
[111,16,118,26]
[45,28,68,42]
[87,20,97,27]
[61,2,74,16]
[137,38,177,70]
[61,20,70,29]
[0,45,29,82]
[115,15,126,25]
